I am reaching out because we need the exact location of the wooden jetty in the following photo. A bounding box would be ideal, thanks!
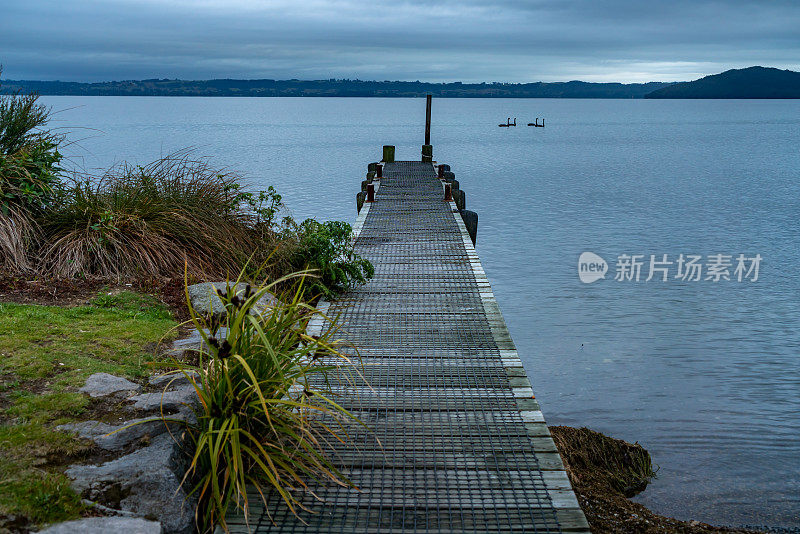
[225,152,589,532]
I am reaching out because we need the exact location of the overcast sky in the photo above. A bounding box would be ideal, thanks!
[2,0,799,83]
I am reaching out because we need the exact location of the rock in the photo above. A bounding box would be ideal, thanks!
[187,282,278,319]
[149,371,199,389]
[38,517,161,534]
[57,420,117,441]
[168,328,228,357]
[58,416,190,451]
[128,385,198,412]
[66,433,195,534]
[79,373,141,398]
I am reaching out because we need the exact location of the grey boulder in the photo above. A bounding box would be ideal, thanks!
[58,416,189,452]
[187,282,278,319]
[167,327,228,357]
[38,517,161,534]
[79,373,141,398]
[127,385,198,412]
[149,371,199,390]
[66,433,195,534]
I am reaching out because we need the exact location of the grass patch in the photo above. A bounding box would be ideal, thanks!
[0,290,177,529]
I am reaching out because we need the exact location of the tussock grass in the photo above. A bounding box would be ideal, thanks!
[0,206,38,273]
[40,156,260,278]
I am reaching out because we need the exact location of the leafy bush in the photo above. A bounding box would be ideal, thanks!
[0,138,62,215]
[0,73,63,274]
[286,219,374,298]
[167,272,361,532]
[0,72,63,215]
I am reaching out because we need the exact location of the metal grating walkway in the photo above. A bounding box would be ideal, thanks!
[227,161,589,533]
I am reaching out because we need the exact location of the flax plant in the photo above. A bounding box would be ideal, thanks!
[172,268,362,533]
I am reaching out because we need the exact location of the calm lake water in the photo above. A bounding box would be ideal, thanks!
[43,96,800,528]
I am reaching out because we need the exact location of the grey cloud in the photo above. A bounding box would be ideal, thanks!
[2,0,799,82]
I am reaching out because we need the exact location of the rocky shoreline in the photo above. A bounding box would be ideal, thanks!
[550,426,771,534]
[45,369,199,534]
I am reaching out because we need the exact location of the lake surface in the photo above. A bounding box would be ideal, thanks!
[43,96,800,528]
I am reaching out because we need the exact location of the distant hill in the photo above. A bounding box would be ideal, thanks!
[645,66,800,99]
[0,78,672,98]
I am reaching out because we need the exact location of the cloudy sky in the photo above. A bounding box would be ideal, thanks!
[2,0,799,83]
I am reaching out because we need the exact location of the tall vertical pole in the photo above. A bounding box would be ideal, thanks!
[425,94,432,145]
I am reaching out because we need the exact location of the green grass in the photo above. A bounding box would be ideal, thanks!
[0,291,177,528]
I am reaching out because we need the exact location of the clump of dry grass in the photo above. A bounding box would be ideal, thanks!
[550,426,657,497]
[39,155,264,278]
[0,206,38,273]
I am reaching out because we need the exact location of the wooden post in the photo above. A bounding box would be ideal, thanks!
[382,146,395,163]
[366,183,375,202]
[438,165,444,178]
[444,183,452,201]
[425,94,432,145]
[422,144,433,163]
[460,210,478,246]
[376,164,383,178]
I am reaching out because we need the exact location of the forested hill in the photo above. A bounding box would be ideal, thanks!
[645,66,800,98]
[1,78,672,98]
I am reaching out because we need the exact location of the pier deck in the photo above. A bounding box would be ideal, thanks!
[228,161,589,533]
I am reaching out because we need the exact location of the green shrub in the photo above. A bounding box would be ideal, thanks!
[0,72,63,215]
[165,271,362,532]
[285,219,374,299]
[0,138,62,215]
[0,72,62,274]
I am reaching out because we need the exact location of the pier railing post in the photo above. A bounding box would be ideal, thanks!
[382,145,395,163]
[366,183,375,203]
[376,164,382,179]
[444,183,452,201]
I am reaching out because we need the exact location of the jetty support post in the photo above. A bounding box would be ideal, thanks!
[376,163,382,178]
[461,209,478,245]
[444,183,453,201]
[366,183,375,203]
[422,94,433,162]
[422,144,433,163]
[425,94,431,145]
[382,145,395,163]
